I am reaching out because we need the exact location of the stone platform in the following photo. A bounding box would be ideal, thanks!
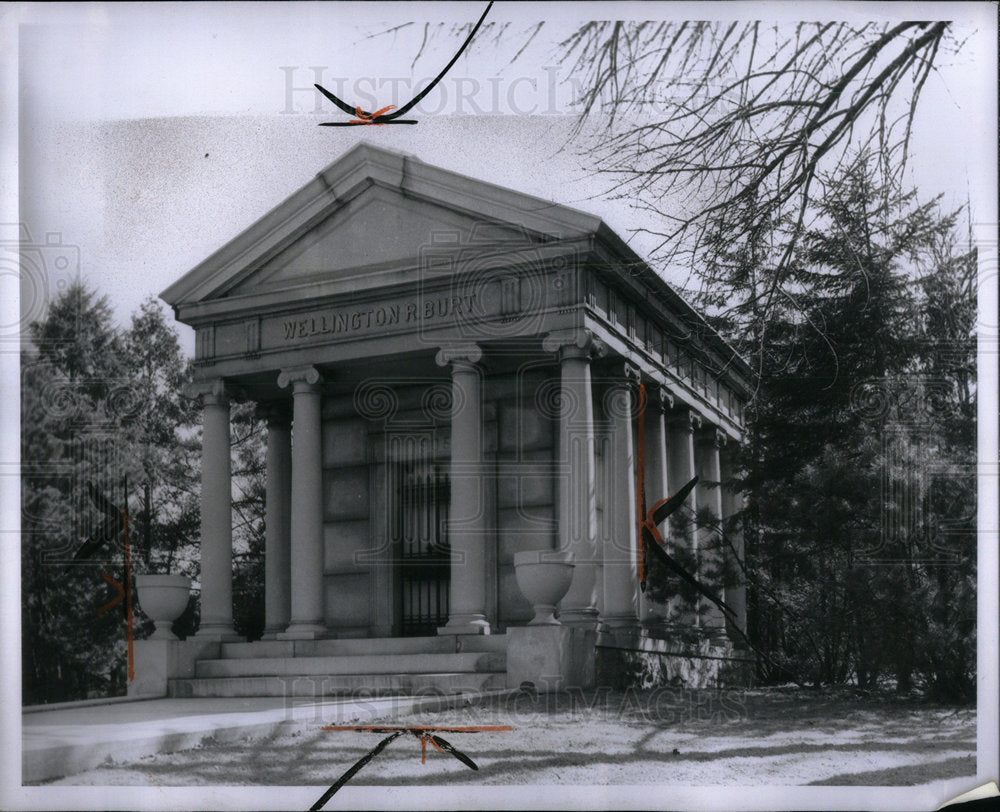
[22,689,515,784]
[130,634,511,700]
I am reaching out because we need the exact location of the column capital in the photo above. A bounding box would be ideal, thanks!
[435,343,482,370]
[696,425,727,448]
[542,328,607,361]
[645,383,675,413]
[602,358,642,386]
[277,365,323,391]
[668,407,703,431]
[719,436,743,468]
[184,378,230,407]
[255,400,292,426]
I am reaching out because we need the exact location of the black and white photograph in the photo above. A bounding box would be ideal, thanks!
[2,2,997,809]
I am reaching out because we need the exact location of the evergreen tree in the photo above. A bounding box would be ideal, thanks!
[119,297,200,576]
[690,155,976,697]
[22,283,130,702]
[21,285,202,703]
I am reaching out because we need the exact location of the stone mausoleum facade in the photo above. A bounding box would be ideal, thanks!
[146,143,752,698]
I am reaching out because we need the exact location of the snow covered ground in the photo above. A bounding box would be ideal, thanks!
[39,687,975,788]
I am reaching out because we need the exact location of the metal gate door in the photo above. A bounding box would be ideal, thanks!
[393,457,450,636]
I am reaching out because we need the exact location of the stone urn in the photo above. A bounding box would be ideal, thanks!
[136,574,192,640]
[513,550,575,625]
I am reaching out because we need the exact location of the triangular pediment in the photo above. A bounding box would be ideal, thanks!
[161,142,604,311]
[159,142,754,390]
[226,184,542,296]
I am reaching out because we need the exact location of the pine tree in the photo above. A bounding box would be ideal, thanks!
[22,283,130,702]
[21,285,203,702]
[691,155,976,696]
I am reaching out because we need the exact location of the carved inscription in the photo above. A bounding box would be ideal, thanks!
[275,294,478,343]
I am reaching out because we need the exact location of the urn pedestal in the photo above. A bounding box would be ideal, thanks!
[136,574,192,640]
[508,551,595,690]
[513,550,575,625]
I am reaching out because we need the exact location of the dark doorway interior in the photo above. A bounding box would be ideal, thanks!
[393,456,451,636]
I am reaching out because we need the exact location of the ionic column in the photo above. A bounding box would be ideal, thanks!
[188,379,239,640]
[436,344,490,635]
[666,408,701,628]
[259,401,292,639]
[601,362,641,631]
[696,426,727,637]
[542,329,606,629]
[639,384,673,632]
[277,366,327,640]
[720,443,748,640]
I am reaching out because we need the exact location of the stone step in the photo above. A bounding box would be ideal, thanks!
[220,634,508,659]
[454,635,509,654]
[220,636,452,659]
[195,651,505,679]
[169,671,506,698]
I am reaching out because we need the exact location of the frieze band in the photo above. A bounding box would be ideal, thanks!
[278,294,479,343]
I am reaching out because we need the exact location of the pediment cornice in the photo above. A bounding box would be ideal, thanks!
[160,142,603,309]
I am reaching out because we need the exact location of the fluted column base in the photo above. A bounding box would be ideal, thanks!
[195,623,242,642]
[558,607,601,630]
[277,623,328,640]
[600,614,641,632]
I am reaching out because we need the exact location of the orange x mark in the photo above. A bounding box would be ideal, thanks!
[97,570,124,617]
[348,104,396,125]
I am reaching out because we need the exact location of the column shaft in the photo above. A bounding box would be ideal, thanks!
[639,388,671,631]
[547,333,601,628]
[602,373,639,630]
[696,430,727,635]
[196,385,238,639]
[278,368,327,639]
[262,408,292,639]
[666,410,700,628]
[438,346,490,634]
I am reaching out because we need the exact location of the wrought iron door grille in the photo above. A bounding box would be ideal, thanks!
[393,459,450,636]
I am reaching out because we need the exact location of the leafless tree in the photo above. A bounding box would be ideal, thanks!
[555,21,958,277]
[369,16,966,372]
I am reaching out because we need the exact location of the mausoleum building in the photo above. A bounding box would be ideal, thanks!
[150,143,752,697]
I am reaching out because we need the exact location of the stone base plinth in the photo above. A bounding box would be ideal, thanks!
[595,630,754,689]
[506,625,597,690]
[277,624,328,640]
[195,630,243,643]
[600,615,641,633]
[558,608,600,631]
[128,638,222,699]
